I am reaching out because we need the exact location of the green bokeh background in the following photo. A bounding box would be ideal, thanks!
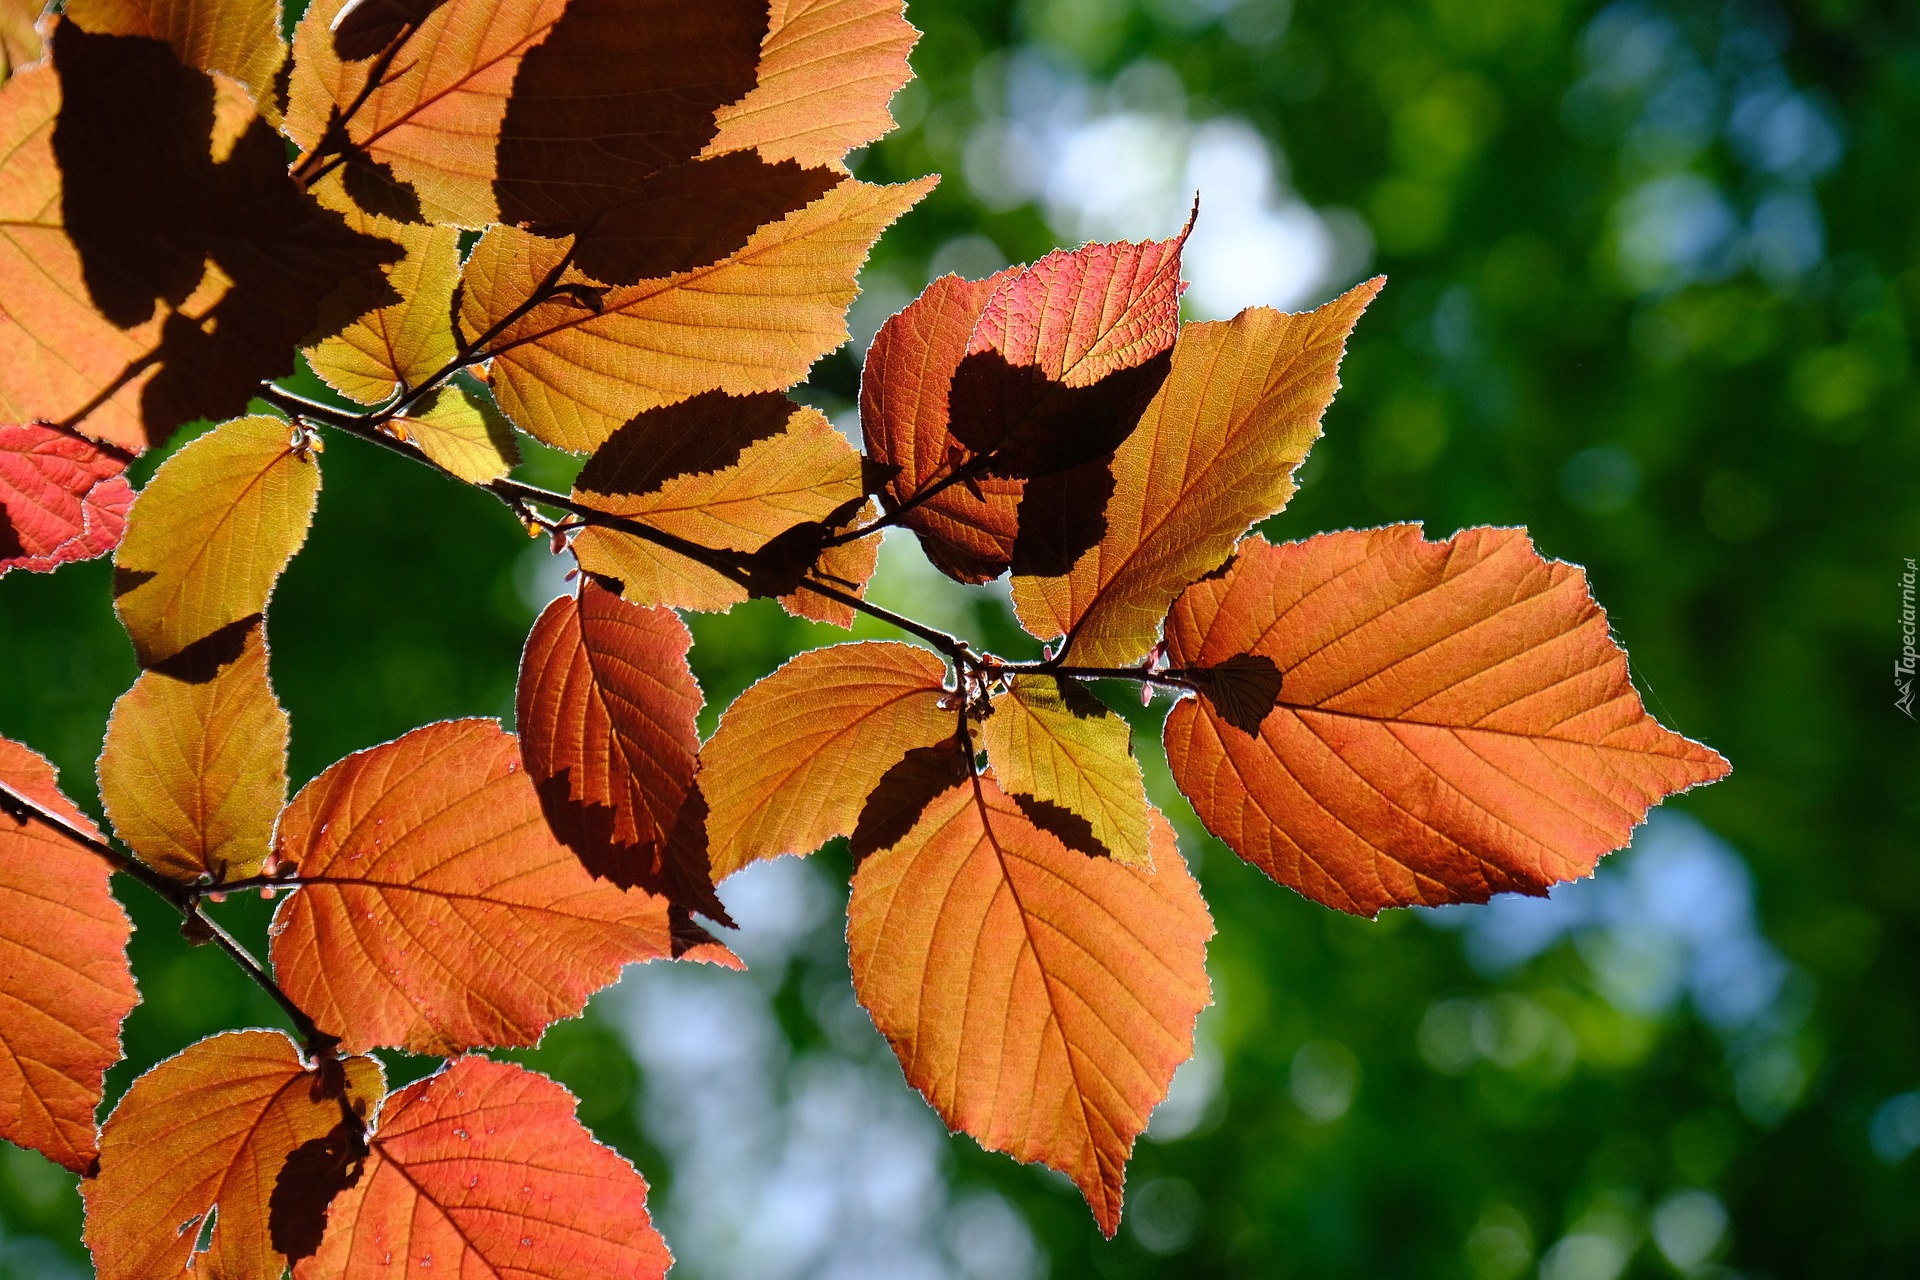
[3,0,1917,1275]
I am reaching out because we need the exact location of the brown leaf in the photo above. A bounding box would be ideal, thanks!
[1162,527,1733,916]
[848,776,1212,1235]
[700,640,953,878]
[1012,280,1383,664]
[270,719,715,1055]
[0,734,137,1174]
[81,1031,383,1280]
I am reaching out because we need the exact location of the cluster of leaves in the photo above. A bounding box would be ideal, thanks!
[0,0,1729,1273]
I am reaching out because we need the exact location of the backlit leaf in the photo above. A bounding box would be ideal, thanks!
[82,1031,383,1280]
[515,581,728,919]
[297,1057,671,1280]
[700,640,952,879]
[777,498,881,628]
[269,718,716,1055]
[707,0,920,172]
[306,220,460,406]
[113,415,320,673]
[65,0,287,119]
[0,735,137,1174]
[98,619,288,884]
[0,421,133,575]
[461,176,934,453]
[390,384,520,484]
[571,393,865,612]
[1011,281,1381,663]
[848,776,1211,1235]
[981,675,1150,867]
[1,0,43,83]
[0,30,396,452]
[1162,527,1733,916]
[861,271,1023,583]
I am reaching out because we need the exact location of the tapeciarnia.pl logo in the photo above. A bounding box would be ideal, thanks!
[1900,557,1917,719]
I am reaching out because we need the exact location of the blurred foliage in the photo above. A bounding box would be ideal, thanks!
[3,0,1918,1276]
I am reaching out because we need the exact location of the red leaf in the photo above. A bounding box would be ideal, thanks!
[516,580,730,922]
[1162,527,1732,916]
[298,1057,671,1280]
[0,734,137,1173]
[0,421,132,575]
[270,719,724,1056]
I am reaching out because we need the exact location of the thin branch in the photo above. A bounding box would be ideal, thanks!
[824,454,990,548]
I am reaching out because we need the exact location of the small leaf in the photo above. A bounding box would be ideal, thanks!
[848,776,1212,1236]
[298,1057,671,1280]
[706,0,920,172]
[0,421,133,576]
[981,675,1151,867]
[270,719,716,1055]
[515,580,728,920]
[1181,653,1283,736]
[65,0,287,121]
[81,1030,383,1280]
[1,0,43,85]
[1162,527,1733,916]
[460,176,934,453]
[571,395,866,611]
[306,219,460,406]
[0,734,138,1174]
[390,384,521,484]
[98,617,288,883]
[700,640,953,879]
[113,415,320,671]
[1013,280,1383,664]
[777,498,881,628]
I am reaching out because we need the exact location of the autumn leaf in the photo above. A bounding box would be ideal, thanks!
[570,392,867,612]
[0,29,396,452]
[981,675,1151,867]
[1,0,43,84]
[516,581,731,920]
[848,775,1211,1235]
[0,421,133,575]
[113,415,320,674]
[861,271,1024,583]
[296,1057,671,1280]
[460,176,934,453]
[0,734,138,1174]
[390,384,521,484]
[779,497,881,628]
[98,618,288,883]
[306,219,460,406]
[65,0,287,121]
[1011,280,1383,664]
[700,641,953,878]
[706,0,920,172]
[270,718,725,1056]
[82,1031,383,1280]
[1162,527,1732,916]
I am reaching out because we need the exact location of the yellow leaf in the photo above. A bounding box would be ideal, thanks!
[462,176,935,453]
[1,0,43,83]
[700,641,952,879]
[307,220,460,405]
[65,0,285,121]
[391,384,521,484]
[981,675,1151,868]
[99,618,288,883]
[113,416,320,670]
[707,0,920,172]
[1011,280,1384,665]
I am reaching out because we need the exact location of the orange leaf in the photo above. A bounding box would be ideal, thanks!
[515,581,730,920]
[113,415,320,673]
[860,271,1024,583]
[778,497,881,628]
[269,719,719,1056]
[306,220,460,406]
[0,31,396,452]
[1162,527,1732,916]
[65,0,286,120]
[847,774,1212,1236]
[82,1031,383,1280]
[0,735,137,1174]
[98,618,288,883]
[707,0,920,172]
[1012,280,1383,664]
[700,640,952,879]
[570,392,866,613]
[298,1057,671,1280]
[0,421,133,575]
[461,176,934,453]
